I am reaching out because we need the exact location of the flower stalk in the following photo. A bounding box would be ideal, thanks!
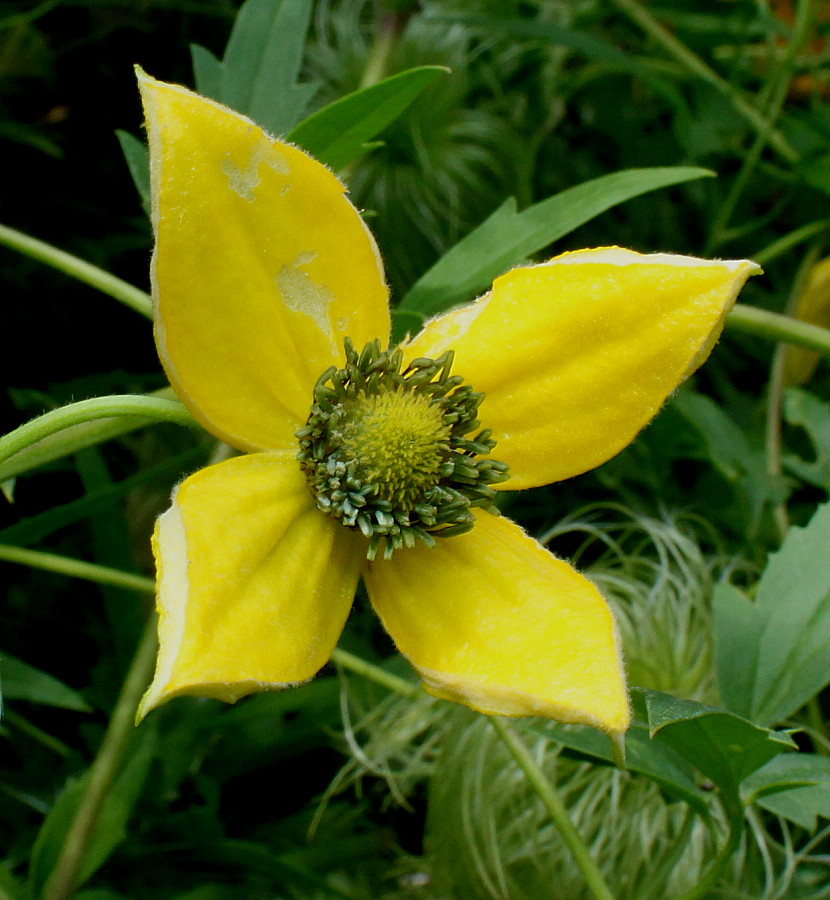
[40,620,158,900]
[0,396,194,476]
[334,648,617,900]
[0,223,152,319]
[727,303,830,355]
[489,717,617,900]
[0,544,155,594]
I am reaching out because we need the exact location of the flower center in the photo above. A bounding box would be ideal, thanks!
[297,338,509,560]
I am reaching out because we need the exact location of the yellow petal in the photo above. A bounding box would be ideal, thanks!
[784,256,830,386]
[139,71,389,453]
[363,510,629,736]
[138,452,364,718]
[406,248,760,489]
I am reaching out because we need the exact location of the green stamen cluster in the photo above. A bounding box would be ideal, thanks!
[297,338,509,560]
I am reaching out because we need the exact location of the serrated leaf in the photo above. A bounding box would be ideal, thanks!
[743,754,830,830]
[532,717,709,816]
[714,502,830,726]
[30,728,155,896]
[638,689,795,805]
[400,166,714,316]
[1,653,91,712]
[288,66,448,171]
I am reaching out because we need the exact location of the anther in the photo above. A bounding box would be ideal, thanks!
[297,338,509,559]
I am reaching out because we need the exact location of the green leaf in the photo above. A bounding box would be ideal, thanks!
[712,583,764,718]
[672,389,754,481]
[797,152,830,197]
[390,308,426,345]
[0,446,206,548]
[74,447,145,671]
[192,0,316,135]
[637,690,795,805]
[714,501,830,726]
[783,387,830,490]
[199,838,372,899]
[190,43,223,102]
[114,130,149,210]
[400,166,714,316]
[30,728,155,896]
[288,66,449,171]
[533,717,710,816]
[671,389,789,534]
[0,653,91,712]
[742,754,830,830]
[0,862,27,900]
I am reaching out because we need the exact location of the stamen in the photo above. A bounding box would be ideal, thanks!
[297,338,509,559]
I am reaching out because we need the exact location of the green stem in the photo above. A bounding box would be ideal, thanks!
[359,7,401,90]
[608,0,798,162]
[0,545,155,594]
[0,223,152,319]
[0,395,196,470]
[489,717,616,900]
[726,303,830,355]
[330,648,420,699]
[331,648,613,900]
[707,0,814,252]
[753,220,830,266]
[40,620,158,900]
[334,641,628,890]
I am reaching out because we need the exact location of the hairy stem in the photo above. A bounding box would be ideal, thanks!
[726,303,830,355]
[0,544,155,594]
[489,717,616,900]
[331,648,420,699]
[0,395,196,471]
[0,223,152,318]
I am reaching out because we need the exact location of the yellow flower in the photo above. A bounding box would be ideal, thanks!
[136,72,760,738]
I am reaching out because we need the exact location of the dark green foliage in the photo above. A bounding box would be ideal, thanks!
[5,0,830,896]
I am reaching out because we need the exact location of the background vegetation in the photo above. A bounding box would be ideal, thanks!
[3,0,830,897]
